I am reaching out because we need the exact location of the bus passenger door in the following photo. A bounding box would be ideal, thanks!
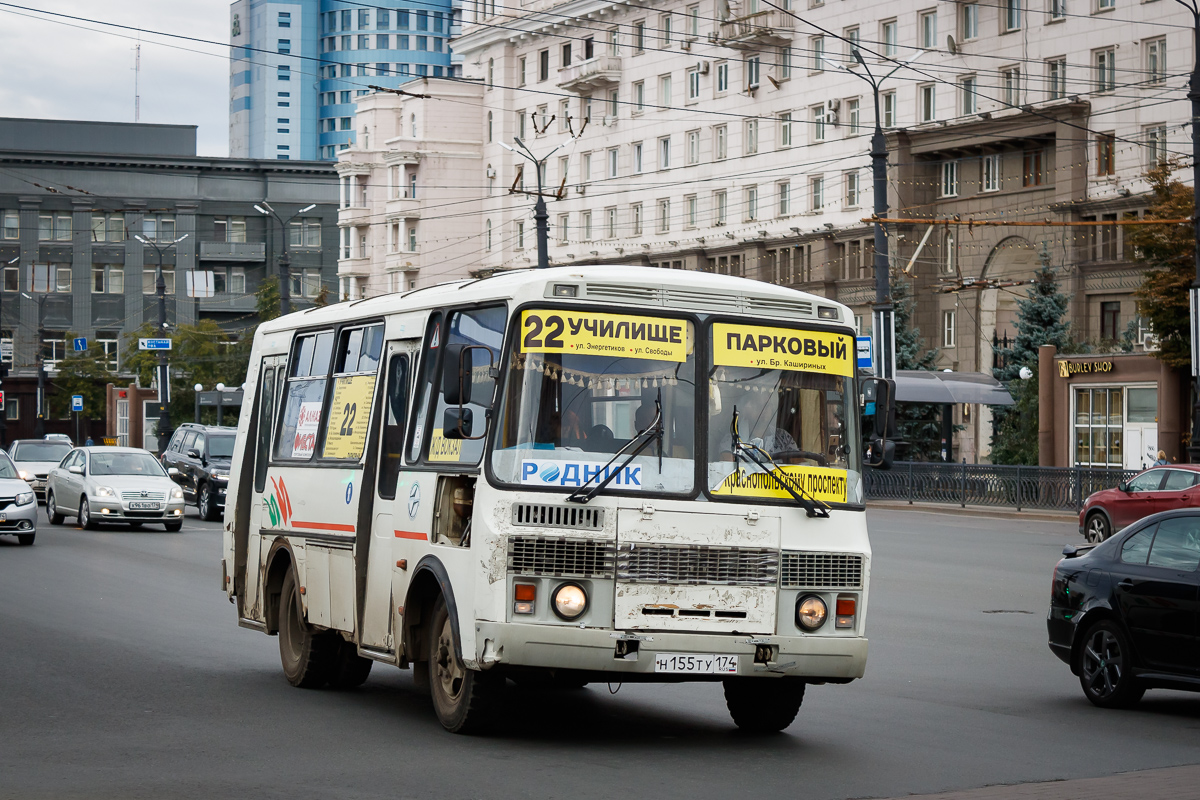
[245,355,286,619]
[363,343,417,650]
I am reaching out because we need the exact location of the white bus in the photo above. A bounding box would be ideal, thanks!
[222,265,891,733]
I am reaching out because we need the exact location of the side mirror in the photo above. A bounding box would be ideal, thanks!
[860,377,895,440]
[442,343,474,407]
[1118,481,1129,492]
[443,407,474,439]
[168,467,182,480]
[68,465,83,475]
[865,438,895,470]
[186,448,202,460]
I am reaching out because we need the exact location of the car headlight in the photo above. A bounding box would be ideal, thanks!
[18,470,29,480]
[15,491,34,506]
[94,486,115,498]
[210,470,228,480]
[551,582,588,621]
[172,488,183,499]
[796,595,828,632]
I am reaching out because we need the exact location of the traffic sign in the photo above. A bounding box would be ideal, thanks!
[71,395,83,412]
[138,338,172,351]
[856,336,873,370]
[73,337,87,352]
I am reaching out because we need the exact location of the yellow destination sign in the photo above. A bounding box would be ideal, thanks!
[428,428,463,462]
[713,323,853,377]
[712,465,849,504]
[520,309,687,363]
[322,374,377,459]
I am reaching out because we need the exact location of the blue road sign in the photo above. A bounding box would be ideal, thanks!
[71,395,83,412]
[73,337,87,352]
[138,338,172,351]
[856,336,873,370]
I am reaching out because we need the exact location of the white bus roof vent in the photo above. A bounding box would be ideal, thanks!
[663,288,741,312]
[743,295,815,318]
[583,282,664,305]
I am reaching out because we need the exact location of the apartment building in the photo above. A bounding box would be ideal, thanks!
[444,0,1190,461]
[336,79,485,297]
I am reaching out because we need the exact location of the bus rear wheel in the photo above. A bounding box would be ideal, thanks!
[329,640,373,689]
[723,678,805,733]
[278,570,337,688]
[428,595,501,733]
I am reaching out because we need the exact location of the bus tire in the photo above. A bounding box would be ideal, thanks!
[428,594,501,733]
[278,569,337,689]
[329,640,373,689]
[723,678,805,733]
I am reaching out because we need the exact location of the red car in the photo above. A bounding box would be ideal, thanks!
[1079,465,1200,542]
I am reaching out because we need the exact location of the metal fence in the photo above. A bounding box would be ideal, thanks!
[865,462,1138,512]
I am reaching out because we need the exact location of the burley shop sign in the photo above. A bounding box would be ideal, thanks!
[1059,360,1114,378]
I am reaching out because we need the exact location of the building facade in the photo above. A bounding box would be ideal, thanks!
[0,117,338,440]
[229,0,462,162]
[438,0,1191,462]
[335,78,486,297]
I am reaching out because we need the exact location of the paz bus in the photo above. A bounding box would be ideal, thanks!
[221,265,892,733]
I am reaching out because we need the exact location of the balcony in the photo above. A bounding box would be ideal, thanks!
[557,56,622,93]
[337,256,371,277]
[714,9,794,49]
[385,251,420,273]
[386,196,422,219]
[199,241,266,261]
[197,293,258,313]
[338,206,371,228]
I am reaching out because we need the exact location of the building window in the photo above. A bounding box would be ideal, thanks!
[660,13,673,45]
[919,10,937,49]
[687,130,700,164]
[1002,67,1020,106]
[745,119,758,154]
[881,20,897,56]
[516,220,525,250]
[277,65,290,81]
[846,98,860,133]
[944,230,957,274]
[1145,124,1168,167]
[278,11,291,27]
[606,208,617,238]
[2,210,17,239]
[716,62,729,94]
[960,76,977,115]
[633,81,645,113]
[844,27,859,58]
[714,191,727,225]
[780,46,793,79]
[940,161,959,197]
[633,141,644,173]
[1100,301,1120,341]
[2,266,15,291]
[779,113,792,148]
[812,105,826,141]
[1095,48,1116,92]
[38,213,72,241]
[983,154,1001,192]
[557,214,569,244]
[608,147,619,177]
[1146,38,1166,84]
[687,68,700,102]
[883,91,896,127]
[777,182,790,216]
[634,21,646,53]
[943,310,956,347]
[810,176,824,211]
[1022,149,1044,186]
[632,203,643,235]
[289,218,322,248]
[714,125,728,160]
[919,85,935,122]
[659,73,672,107]
[91,265,124,294]
[1047,58,1067,100]
[960,3,978,39]
[1074,388,1124,467]
[1050,0,1066,18]
[538,49,549,81]
[1097,0,1115,10]
[746,55,761,88]
[214,217,247,243]
[684,195,697,229]
[278,38,291,54]
[844,172,860,207]
[1002,0,1021,31]
[1096,133,1116,176]
[808,37,823,72]
[657,199,670,232]
[90,212,125,242]
[142,268,176,295]
[485,219,493,251]
[658,137,671,169]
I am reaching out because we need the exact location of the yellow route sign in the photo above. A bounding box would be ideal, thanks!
[712,465,849,504]
[322,374,377,459]
[428,428,463,462]
[713,323,853,377]
[520,309,687,363]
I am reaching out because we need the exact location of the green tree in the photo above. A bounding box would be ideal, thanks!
[257,275,282,323]
[891,273,944,461]
[1129,163,1194,370]
[123,320,248,426]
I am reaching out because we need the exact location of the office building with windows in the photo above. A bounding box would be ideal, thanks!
[229,0,462,162]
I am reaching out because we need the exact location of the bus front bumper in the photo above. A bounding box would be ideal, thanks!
[474,621,867,681]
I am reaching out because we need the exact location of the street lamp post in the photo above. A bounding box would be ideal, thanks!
[1180,0,1200,462]
[255,202,316,316]
[499,136,574,270]
[135,233,188,454]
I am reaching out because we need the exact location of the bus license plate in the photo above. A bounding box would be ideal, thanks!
[654,654,739,674]
[129,502,160,510]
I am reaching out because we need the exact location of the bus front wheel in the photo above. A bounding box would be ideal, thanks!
[723,678,805,733]
[428,594,501,733]
[278,570,337,688]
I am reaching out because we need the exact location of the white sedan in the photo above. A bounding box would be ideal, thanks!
[46,447,186,531]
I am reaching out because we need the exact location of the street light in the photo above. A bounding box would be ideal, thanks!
[499,136,574,270]
[134,232,188,454]
[255,202,317,316]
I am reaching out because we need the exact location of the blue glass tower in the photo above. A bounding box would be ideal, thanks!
[229,0,458,161]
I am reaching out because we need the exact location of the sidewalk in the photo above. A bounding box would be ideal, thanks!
[876,764,1200,800]
[867,499,1079,523]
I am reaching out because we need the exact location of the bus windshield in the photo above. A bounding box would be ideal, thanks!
[706,321,862,507]
[491,308,696,495]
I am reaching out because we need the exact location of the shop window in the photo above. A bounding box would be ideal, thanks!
[1127,388,1157,423]
[1074,388,1123,467]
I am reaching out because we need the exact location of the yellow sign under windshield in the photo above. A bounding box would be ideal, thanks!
[520,309,687,363]
[713,323,853,377]
[713,465,849,504]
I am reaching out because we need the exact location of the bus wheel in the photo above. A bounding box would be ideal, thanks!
[278,570,337,688]
[329,640,373,689]
[723,678,805,733]
[428,595,501,733]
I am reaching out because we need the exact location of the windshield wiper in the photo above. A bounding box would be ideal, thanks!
[729,406,830,519]
[567,390,663,504]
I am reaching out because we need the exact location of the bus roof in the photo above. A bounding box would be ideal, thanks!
[258,265,854,335]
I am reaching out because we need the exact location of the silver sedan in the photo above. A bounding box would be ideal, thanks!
[46,447,185,531]
[0,452,38,545]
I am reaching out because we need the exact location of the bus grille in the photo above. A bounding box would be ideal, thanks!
[512,503,604,530]
[780,552,864,589]
[616,543,778,586]
[507,536,616,579]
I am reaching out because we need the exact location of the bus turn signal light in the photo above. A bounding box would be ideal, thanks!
[514,583,536,615]
[836,595,856,628]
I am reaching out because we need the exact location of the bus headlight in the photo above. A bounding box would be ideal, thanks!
[796,595,827,631]
[551,582,588,621]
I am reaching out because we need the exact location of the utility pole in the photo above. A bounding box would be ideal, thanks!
[499,114,582,270]
[136,233,188,454]
[256,202,316,315]
[1181,0,1200,463]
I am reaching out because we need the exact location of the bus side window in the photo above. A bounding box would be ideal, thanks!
[407,313,442,463]
[378,354,410,500]
[274,330,334,461]
[253,366,276,493]
[319,324,385,460]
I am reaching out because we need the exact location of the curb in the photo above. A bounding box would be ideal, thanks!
[867,500,1079,523]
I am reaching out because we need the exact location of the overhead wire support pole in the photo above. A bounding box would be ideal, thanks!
[1176,0,1200,462]
[135,232,188,454]
[255,202,316,315]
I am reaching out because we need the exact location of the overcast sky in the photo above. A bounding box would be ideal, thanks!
[0,1,232,156]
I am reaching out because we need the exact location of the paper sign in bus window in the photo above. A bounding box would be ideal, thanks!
[321,374,377,459]
[520,310,687,363]
[428,428,463,462]
[713,323,853,377]
[291,402,322,458]
[712,464,848,504]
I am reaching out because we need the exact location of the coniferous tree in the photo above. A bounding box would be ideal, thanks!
[891,274,943,460]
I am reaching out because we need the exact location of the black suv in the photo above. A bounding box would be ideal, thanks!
[161,424,236,520]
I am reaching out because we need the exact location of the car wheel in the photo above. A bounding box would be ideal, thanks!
[79,498,97,530]
[1078,620,1145,708]
[46,492,65,525]
[164,520,183,532]
[1085,512,1111,543]
[429,594,502,733]
[16,532,34,546]
[198,484,219,522]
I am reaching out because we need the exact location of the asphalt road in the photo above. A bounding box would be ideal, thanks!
[3,506,1200,800]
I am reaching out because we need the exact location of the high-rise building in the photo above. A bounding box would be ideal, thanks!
[229,0,461,162]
